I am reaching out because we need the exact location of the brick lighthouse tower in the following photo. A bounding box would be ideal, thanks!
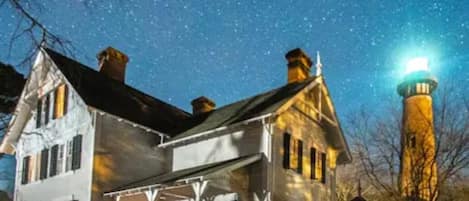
[397,58,438,201]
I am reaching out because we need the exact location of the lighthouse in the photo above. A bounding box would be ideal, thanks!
[397,58,438,201]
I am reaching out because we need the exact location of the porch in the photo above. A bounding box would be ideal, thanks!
[104,154,261,201]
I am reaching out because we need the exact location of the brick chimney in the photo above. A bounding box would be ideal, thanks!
[97,47,129,82]
[285,48,312,83]
[191,96,216,115]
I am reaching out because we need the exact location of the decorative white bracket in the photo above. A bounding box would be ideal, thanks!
[144,189,159,201]
[192,181,208,201]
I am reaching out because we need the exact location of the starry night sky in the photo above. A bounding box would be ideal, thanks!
[2,0,468,117]
[0,0,468,195]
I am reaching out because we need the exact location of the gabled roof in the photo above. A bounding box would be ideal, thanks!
[43,48,191,134]
[170,77,318,141]
[166,76,351,164]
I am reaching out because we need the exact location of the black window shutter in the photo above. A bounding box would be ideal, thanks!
[297,140,303,174]
[49,145,58,177]
[311,148,316,180]
[21,156,30,184]
[283,133,291,169]
[36,99,42,128]
[44,94,50,125]
[53,89,58,119]
[63,85,68,115]
[40,149,49,179]
[321,152,327,183]
[72,135,83,170]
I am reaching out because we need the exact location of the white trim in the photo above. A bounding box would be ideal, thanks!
[144,189,159,201]
[89,107,171,140]
[104,176,204,197]
[163,192,189,200]
[192,181,208,201]
[274,78,321,115]
[158,113,273,148]
[88,110,97,201]
[104,154,261,198]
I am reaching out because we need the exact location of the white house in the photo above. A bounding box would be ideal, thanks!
[0,47,351,201]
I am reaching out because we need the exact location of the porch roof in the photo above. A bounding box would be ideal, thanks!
[105,154,262,197]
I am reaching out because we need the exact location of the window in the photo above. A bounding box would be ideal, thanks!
[321,152,327,184]
[57,144,65,175]
[49,145,59,177]
[316,150,321,181]
[44,94,50,125]
[33,153,40,182]
[283,132,303,174]
[39,149,49,180]
[24,154,38,183]
[53,84,68,119]
[36,93,53,128]
[36,99,42,128]
[297,140,303,174]
[315,151,327,183]
[21,135,83,185]
[22,153,47,184]
[65,140,73,171]
[72,135,83,170]
[416,83,422,93]
[21,156,30,184]
[310,148,316,180]
[290,138,299,171]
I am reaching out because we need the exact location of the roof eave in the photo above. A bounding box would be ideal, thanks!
[158,113,273,148]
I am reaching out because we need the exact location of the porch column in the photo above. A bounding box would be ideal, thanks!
[144,189,160,201]
[192,181,208,201]
[115,195,121,201]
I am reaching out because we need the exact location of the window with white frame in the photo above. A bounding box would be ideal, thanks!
[21,135,83,185]
[57,144,65,175]
[65,140,73,171]
[35,84,69,129]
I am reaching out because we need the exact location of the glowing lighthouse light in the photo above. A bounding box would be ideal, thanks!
[405,57,429,74]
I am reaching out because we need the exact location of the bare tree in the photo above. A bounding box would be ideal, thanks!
[339,82,469,201]
[0,62,26,113]
[2,0,74,67]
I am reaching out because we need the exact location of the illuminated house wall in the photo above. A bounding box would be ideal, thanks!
[13,53,95,201]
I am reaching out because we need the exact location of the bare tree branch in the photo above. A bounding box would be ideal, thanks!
[4,0,75,68]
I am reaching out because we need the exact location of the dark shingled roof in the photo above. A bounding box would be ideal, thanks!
[170,77,318,141]
[109,154,261,193]
[43,48,191,134]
